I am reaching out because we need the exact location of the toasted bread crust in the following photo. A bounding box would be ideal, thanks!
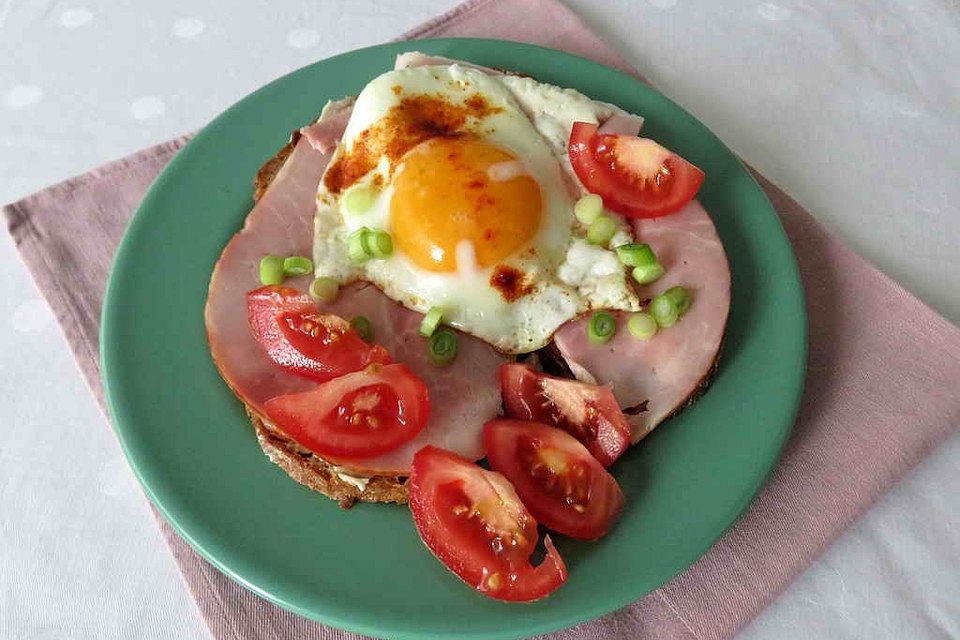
[248,408,409,508]
[252,131,299,201]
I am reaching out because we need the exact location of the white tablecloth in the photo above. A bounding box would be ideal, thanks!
[1,1,957,638]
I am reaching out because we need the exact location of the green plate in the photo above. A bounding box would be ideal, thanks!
[101,39,805,640]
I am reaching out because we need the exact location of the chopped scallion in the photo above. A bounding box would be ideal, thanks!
[650,294,679,327]
[587,311,617,345]
[363,229,393,259]
[343,185,378,215]
[419,307,444,338]
[259,255,285,285]
[282,255,314,276]
[616,243,657,267]
[309,276,339,302]
[348,228,372,263]
[350,316,373,342]
[587,215,617,246]
[627,312,658,340]
[631,262,666,285]
[428,328,458,366]
[574,194,604,224]
[663,285,692,315]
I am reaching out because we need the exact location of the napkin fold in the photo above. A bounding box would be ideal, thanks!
[5,0,959,639]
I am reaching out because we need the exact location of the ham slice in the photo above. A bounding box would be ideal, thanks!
[205,135,333,411]
[553,200,731,442]
[596,110,644,136]
[205,99,507,476]
[299,105,353,154]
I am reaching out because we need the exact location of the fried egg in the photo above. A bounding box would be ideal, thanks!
[313,64,641,353]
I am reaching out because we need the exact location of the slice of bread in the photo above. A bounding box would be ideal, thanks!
[245,129,410,509]
[251,407,409,508]
[239,123,725,507]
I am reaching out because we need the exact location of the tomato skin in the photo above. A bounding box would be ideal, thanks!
[247,285,391,382]
[484,420,624,540]
[499,363,631,467]
[263,363,429,459]
[409,446,567,602]
[568,122,704,219]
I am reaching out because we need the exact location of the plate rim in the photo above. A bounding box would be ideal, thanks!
[101,37,807,640]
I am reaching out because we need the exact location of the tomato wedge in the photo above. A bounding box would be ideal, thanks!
[484,420,624,540]
[409,446,567,602]
[499,363,631,467]
[247,285,391,382]
[263,363,429,459]
[568,121,704,218]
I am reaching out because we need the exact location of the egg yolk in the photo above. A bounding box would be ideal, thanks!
[390,138,542,273]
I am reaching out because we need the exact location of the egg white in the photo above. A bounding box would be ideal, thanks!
[314,65,641,353]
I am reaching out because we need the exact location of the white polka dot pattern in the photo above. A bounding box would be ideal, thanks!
[129,96,166,120]
[4,85,43,109]
[98,456,139,498]
[757,2,792,20]
[172,17,205,39]
[59,8,93,28]
[286,28,320,49]
[10,299,56,334]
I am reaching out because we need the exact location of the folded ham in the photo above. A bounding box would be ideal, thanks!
[553,200,731,442]
[299,102,353,154]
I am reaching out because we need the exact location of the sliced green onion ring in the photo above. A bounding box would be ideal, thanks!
[259,255,285,285]
[363,229,393,259]
[587,311,617,345]
[428,328,458,366]
[664,285,692,315]
[343,185,378,215]
[348,228,372,263]
[627,312,658,340]
[616,243,657,267]
[650,294,679,328]
[419,307,444,338]
[574,194,604,224]
[350,316,373,342]
[309,276,339,302]
[631,263,666,285]
[587,215,617,246]
[282,255,314,276]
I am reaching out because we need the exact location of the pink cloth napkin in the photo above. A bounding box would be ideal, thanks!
[5,0,959,638]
